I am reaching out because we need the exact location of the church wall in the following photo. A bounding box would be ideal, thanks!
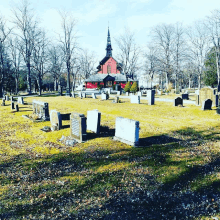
[98,57,120,74]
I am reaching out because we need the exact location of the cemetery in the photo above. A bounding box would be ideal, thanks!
[1,91,220,219]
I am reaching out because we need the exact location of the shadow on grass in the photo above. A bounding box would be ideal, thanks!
[1,126,220,219]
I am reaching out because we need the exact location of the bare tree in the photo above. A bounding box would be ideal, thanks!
[12,0,39,94]
[9,37,21,94]
[115,28,141,80]
[0,16,12,97]
[151,23,175,89]
[48,45,64,91]
[205,10,220,85]
[187,21,209,89]
[58,11,78,96]
[32,30,49,95]
[173,22,186,91]
[144,43,159,88]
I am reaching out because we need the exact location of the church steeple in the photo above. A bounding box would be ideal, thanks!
[106,27,112,57]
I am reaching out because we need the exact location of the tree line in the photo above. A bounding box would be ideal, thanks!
[0,0,220,97]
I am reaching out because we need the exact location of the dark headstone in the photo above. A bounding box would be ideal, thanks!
[15,104,19,112]
[61,113,71,120]
[174,97,183,106]
[11,102,15,110]
[182,94,189,100]
[202,99,212,110]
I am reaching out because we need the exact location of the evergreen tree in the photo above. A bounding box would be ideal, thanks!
[130,81,138,93]
[124,81,131,92]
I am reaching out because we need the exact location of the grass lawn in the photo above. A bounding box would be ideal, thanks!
[0,94,220,219]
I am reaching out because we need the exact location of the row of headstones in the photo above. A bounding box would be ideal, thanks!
[174,97,213,110]
[1,96,24,111]
[73,91,121,99]
[50,109,139,146]
[130,90,155,105]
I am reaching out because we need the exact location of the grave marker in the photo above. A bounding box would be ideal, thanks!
[11,102,15,110]
[174,97,183,106]
[101,93,107,100]
[50,110,62,131]
[92,93,97,99]
[114,117,140,146]
[202,99,212,110]
[15,104,19,111]
[182,94,189,100]
[87,109,101,134]
[70,113,87,142]
[17,97,24,104]
[32,100,50,121]
[147,90,155,105]
[130,95,140,104]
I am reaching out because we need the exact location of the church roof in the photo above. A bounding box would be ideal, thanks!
[85,74,133,82]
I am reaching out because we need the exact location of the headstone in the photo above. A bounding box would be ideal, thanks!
[17,97,24,104]
[182,94,189,100]
[130,95,140,104]
[147,90,155,105]
[72,93,76,98]
[114,117,140,146]
[216,95,219,107]
[82,93,86,98]
[199,87,217,107]
[116,91,121,96]
[195,95,199,106]
[87,109,101,134]
[106,88,111,94]
[32,100,50,121]
[195,90,200,95]
[92,93,97,99]
[78,92,82,99]
[50,110,62,131]
[1,99,5,106]
[174,97,183,106]
[11,102,15,110]
[202,99,212,110]
[126,92,129,96]
[101,93,107,100]
[10,96,14,102]
[137,91,142,96]
[115,96,120,103]
[15,104,19,112]
[70,113,87,142]
[5,95,9,101]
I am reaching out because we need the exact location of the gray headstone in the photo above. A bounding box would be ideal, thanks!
[174,97,183,106]
[92,93,97,99]
[147,90,155,105]
[196,95,199,106]
[70,113,87,142]
[202,99,212,110]
[32,100,49,121]
[50,110,62,130]
[17,97,24,104]
[82,93,86,98]
[182,94,189,100]
[130,95,140,104]
[1,99,5,106]
[114,117,139,146]
[5,95,9,101]
[87,109,101,134]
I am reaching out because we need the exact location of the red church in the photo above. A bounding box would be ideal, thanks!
[85,28,132,89]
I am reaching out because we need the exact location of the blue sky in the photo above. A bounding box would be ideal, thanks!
[1,0,220,66]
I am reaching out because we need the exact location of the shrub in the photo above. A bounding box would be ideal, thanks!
[130,81,138,93]
[124,81,131,92]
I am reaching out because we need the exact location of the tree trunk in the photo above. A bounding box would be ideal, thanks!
[15,77,19,95]
[38,75,42,96]
[27,62,32,94]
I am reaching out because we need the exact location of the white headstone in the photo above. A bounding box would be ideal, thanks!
[50,110,62,130]
[137,91,142,96]
[117,91,121,96]
[87,109,101,134]
[130,95,140,104]
[92,93,97,99]
[147,90,155,105]
[114,117,139,146]
[101,93,107,100]
[17,97,24,104]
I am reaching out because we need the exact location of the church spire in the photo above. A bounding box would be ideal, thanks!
[106,27,112,57]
